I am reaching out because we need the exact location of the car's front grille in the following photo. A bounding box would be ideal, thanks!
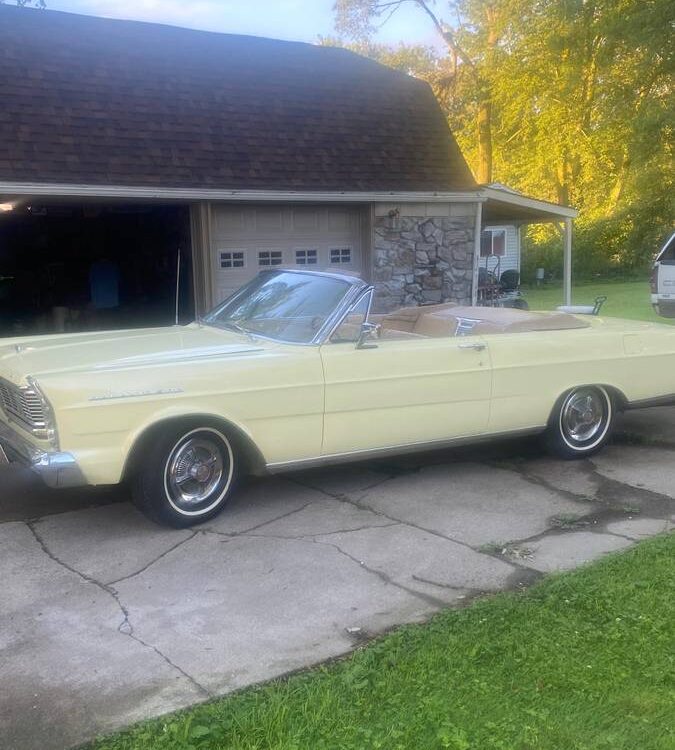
[0,377,47,431]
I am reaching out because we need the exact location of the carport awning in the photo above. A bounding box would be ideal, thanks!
[480,184,577,224]
[479,184,577,306]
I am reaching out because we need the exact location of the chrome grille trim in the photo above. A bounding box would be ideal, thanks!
[0,377,47,431]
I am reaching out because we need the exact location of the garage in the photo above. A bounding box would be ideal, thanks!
[0,201,193,337]
[1,8,490,330]
[210,204,366,303]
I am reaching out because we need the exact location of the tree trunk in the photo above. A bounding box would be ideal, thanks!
[476,97,492,183]
[476,7,499,185]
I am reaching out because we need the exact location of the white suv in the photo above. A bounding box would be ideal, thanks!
[652,231,675,318]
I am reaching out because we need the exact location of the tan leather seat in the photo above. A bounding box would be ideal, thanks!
[379,303,457,333]
[413,310,460,337]
[379,328,425,340]
[447,306,590,334]
[375,303,589,340]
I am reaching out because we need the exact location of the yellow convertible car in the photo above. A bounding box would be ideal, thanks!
[1,269,674,526]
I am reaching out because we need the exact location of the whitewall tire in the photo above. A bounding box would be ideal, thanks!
[132,423,238,527]
[546,386,614,459]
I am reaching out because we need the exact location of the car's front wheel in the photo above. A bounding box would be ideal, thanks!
[546,385,614,459]
[132,423,237,527]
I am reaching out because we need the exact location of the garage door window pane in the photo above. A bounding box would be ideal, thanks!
[330,247,351,264]
[258,251,283,266]
[295,249,318,265]
[220,251,245,269]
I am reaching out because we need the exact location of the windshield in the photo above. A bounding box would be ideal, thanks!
[203,271,353,343]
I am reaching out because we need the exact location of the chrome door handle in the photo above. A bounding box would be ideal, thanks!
[458,342,487,351]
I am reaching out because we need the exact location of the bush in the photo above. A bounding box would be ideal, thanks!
[521,210,672,285]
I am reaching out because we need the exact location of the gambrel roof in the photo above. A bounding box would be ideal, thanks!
[0,7,477,193]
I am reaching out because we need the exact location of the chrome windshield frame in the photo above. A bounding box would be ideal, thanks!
[321,285,375,344]
[201,269,369,347]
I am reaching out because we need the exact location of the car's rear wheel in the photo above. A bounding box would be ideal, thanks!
[132,423,237,527]
[546,385,614,459]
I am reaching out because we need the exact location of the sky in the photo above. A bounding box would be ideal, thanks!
[46,0,442,48]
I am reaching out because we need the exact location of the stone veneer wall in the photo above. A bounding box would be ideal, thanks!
[372,214,475,312]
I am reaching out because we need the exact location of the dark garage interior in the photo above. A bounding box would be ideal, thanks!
[0,201,194,338]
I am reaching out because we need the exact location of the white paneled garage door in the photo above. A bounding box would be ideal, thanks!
[211,205,364,304]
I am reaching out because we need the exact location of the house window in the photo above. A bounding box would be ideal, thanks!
[220,251,245,269]
[480,229,506,257]
[258,250,283,266]
[295,249,318,265]
[330,247,352,264]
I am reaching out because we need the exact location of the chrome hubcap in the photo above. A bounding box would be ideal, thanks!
[166,436,225,507]
[561,389,606,443]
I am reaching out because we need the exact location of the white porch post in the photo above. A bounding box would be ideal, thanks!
[563,217,573,306]
[472,201,483,306]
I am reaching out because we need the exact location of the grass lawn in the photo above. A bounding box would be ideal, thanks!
[90,534,675,750]
[525,279,674,325]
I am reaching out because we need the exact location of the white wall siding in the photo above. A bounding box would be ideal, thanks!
[480,224,520,277]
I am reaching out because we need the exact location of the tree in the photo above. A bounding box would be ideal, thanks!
[491,0,673,273]
[335,0,674,275]
[335,0,508,183]
[0,1,46,7]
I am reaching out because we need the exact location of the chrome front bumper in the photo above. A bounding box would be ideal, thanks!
[0,419,86,488]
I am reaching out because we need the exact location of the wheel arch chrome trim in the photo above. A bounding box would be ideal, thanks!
[121,411,267,481]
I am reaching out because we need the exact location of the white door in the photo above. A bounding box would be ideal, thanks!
[210,205,363,304]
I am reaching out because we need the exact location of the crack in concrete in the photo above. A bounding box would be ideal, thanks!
[224,500,317,536]
[289,472,396,498]
[312,537,449,609]
[487,458,600,507]
[603,522,672,543]
[586,458,675,507]
[239,530,449,609]
[286,475,506,562]
[107,531,199,585]
[284,455,673,578]
[411,574,476,593]
[25,520,211,699]
[309,522,401,539]
[612,429,675,452]
[497,453,675,513]
[487,455,674,539]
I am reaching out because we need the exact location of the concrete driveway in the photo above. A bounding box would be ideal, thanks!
[2,407,674,750]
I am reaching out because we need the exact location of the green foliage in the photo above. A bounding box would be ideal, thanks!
[334,1,674,277]
[88,535,675,750]
[0,1,46,7]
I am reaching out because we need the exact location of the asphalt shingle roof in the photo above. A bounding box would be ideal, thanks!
[0,7,477,192]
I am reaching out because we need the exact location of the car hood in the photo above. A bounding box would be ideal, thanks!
[0,324,267,382]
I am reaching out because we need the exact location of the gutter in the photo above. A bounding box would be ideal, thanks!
[0,181,485,204]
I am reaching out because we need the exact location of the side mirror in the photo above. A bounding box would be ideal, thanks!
[356,321,379,349]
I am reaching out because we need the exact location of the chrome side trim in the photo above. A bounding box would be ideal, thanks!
[625,393,675,410]
[0,419,86,488]
[90,388,184,402]
[265,427,544,473]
